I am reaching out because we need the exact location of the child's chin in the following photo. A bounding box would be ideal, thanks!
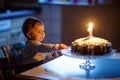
[40,40,43,42]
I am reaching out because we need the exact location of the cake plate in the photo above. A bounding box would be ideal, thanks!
[60,47,116,70]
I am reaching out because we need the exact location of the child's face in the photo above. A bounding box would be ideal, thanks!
[28,23,45,42]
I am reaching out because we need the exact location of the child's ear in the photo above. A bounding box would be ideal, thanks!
[26,32,32,38]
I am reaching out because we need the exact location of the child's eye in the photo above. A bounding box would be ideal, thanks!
[38,32,41,33]
[38,31,44,33]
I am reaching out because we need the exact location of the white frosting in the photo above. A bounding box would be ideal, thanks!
[72,36,111,46]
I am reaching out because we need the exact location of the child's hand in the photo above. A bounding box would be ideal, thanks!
[59,43,68,49]
[54,43,68,50]
[34,53,45,61]
[51,51,58,57]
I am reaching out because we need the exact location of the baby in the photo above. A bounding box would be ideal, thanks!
[21,17,68,64]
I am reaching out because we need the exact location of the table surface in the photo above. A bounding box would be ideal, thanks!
[19,52,120,80]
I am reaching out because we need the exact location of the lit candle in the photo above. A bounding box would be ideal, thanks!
[87,22,93,37]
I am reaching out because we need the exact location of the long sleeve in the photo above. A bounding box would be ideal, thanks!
[21,40,55,65]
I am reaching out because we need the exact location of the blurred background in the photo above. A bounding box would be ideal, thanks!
[0,0,120,52]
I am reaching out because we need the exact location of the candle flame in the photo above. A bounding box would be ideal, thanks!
[87,22,93,37]
[87,22,93,32]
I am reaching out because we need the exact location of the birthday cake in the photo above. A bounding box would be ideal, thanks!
[71,37,112,55]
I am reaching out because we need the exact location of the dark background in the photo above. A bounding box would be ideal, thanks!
[61,0,120,52]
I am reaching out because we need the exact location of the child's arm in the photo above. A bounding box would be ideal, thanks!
[39,43,68,57]
[54,43,68,50]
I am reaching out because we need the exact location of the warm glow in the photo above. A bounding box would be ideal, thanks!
[87,22,93,37]
[87,22,93,32]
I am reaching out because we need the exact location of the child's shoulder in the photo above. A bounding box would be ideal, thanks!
[26,40,41,45]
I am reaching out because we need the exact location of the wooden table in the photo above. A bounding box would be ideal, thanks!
[19,53,120,80]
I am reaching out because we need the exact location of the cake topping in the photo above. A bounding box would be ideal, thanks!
[72,37,111,46]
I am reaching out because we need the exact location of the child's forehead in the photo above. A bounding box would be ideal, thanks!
[33,23,44,29]
[35,22,44,26]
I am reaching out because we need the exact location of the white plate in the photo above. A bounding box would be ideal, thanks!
[60,48,117,59]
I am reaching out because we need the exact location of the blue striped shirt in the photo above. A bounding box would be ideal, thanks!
[21,40,55,64]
